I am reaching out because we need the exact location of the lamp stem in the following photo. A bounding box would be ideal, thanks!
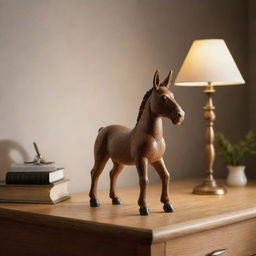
[204,83,216,185]
[193,83,226,195]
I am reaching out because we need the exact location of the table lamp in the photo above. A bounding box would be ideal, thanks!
[175,39,245,195]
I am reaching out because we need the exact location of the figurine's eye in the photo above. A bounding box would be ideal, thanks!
[160,95,167,104]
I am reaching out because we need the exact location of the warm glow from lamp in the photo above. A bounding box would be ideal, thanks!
[175,39,245,86]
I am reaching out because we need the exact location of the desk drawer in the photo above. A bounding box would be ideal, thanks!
[166,218,256,256]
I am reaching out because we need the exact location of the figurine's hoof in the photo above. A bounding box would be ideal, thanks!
[90,198,100,207]
[163,203,175,213]
[139,206,150,216]
[112,197,121,205]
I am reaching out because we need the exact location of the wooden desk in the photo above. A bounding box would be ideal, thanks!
[1,180,256,256]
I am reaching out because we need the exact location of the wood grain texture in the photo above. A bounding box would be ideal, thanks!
[1,180,256,255]
[0,219,139,256]
[166,218,256,256]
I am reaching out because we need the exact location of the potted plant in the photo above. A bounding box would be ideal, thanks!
[215,130,256,186]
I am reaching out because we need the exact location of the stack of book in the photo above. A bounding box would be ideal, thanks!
[0,164,70,204]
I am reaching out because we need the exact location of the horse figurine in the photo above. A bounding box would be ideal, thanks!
[89,70,185,215]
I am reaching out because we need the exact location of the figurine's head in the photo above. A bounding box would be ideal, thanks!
[150,70,185,125]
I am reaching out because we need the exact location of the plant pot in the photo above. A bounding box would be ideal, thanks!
[227,165,247,187]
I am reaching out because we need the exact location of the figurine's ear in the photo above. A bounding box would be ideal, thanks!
[153,70,160,90]
[161,70,173,88]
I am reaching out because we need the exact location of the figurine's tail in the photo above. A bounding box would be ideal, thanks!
[98,127,104,133]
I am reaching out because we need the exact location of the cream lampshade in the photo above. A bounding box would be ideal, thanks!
[175,39,245,195]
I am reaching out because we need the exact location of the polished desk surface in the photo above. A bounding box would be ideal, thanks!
[1,179,256,243]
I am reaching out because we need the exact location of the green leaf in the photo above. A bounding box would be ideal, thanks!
[215,130,256,165]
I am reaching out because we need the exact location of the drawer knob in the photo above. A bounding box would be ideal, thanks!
[206,249,227,256]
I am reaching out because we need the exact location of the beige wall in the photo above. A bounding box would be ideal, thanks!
[249,0,256,130]
[248,0,256,176]
[0,0,249,193]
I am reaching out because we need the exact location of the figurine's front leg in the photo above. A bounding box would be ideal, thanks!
[152,158,175,213]
[135,157,150,216]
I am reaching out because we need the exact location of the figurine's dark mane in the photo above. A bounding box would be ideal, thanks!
[136,88,153,126]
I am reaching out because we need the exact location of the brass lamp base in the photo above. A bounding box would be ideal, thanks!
[192,83,227,196]
[193,179,226,195]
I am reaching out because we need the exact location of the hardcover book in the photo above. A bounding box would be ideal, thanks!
[6,168,64,185]
[0,179,70,204]
[9,163,56,172]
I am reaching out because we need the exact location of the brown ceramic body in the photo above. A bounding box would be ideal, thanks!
[89,70,185,215]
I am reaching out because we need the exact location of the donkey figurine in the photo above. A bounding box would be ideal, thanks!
[89,70,185,215]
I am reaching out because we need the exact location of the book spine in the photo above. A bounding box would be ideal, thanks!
[6,172,50,185]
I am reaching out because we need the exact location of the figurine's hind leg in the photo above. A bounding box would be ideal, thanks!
[136,157,150,216]
[109,161,124,205]
[152,158,175,213]
[89,156,109,207]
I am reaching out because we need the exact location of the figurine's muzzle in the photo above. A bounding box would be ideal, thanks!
[171,108,185,125]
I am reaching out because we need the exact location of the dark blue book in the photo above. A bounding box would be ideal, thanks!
[6,166,64,185]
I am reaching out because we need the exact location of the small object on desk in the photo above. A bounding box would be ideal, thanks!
[0,179,70,204]
[6,142,65,185]
[24,142,54,165]
[89,70,185,216]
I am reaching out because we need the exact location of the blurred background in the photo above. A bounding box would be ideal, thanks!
[0,0,255,193]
